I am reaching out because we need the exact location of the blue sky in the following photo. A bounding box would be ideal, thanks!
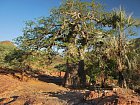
[0,0,140,41]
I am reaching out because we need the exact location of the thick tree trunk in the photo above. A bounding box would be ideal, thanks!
[118,71,127,88]
[78,60,86,87]
[101,71,107,88]
[63,59,70,87]
[63,59,79,88]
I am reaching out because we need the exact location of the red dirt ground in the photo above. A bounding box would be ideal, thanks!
[0,74,140,105]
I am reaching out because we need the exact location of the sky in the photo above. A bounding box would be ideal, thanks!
[0,0,140,41]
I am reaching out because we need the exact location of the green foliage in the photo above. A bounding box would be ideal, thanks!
[3,0,139,88]
[54,64,66,72]
[0,42,16,68]
[5,49,31,71]
[5,48,56,74]
[100,7,139,88]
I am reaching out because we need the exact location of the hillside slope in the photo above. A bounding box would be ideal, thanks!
[0,74,140,105]
[0,41,15,47]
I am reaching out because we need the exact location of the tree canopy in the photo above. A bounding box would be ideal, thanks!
[2,0,140,88]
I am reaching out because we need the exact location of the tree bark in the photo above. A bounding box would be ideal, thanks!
[117,28,127,88]
[118,71,127,88]
[63,59,70,87]
[63,59,79,88]
[78,60,86,87]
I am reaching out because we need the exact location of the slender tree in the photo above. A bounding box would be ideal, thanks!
[102,7,139,88]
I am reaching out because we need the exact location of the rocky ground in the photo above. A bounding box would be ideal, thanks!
[0,74,140,105]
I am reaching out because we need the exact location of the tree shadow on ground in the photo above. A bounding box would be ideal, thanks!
[43,91,85,105]
[37,74,64,85]
[0,68,20,75]
[91,95,119,105]
[0,67,64,85]
[43,91,119,105]
[0,96,19,105]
